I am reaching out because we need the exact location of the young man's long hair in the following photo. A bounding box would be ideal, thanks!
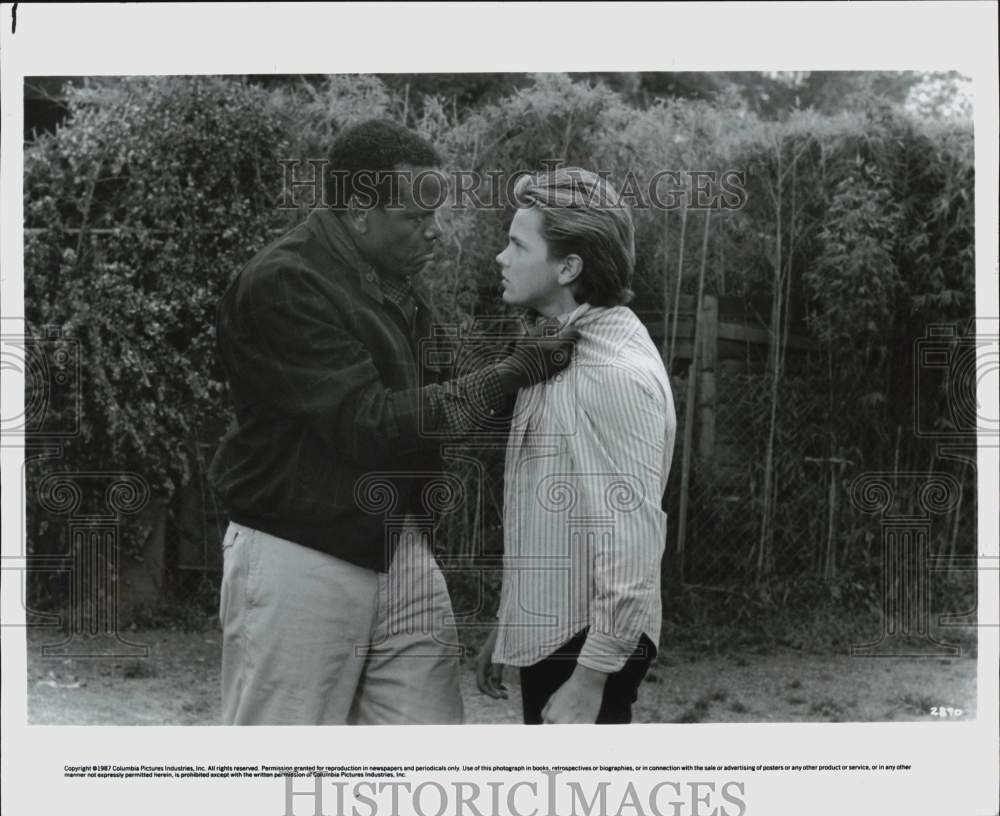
[511,167,636,307]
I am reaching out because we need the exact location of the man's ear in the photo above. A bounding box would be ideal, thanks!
[558,255,583,286]
[345,195,371,234]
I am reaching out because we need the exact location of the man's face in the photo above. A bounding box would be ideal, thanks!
[359,165,445,279]
[496,207,565,312]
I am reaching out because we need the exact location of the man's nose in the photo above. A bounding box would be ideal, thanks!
[425,211,443,240]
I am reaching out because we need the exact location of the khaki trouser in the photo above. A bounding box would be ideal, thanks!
[219,522,464,725]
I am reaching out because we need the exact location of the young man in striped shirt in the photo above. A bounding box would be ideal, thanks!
[476,168,677,724]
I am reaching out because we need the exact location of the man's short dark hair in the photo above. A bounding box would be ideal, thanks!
[327,119,441,210]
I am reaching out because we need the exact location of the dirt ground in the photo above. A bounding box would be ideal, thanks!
[24,626,977,725]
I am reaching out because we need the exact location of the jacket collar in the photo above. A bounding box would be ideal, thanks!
[305,207,384,304]
[304,207,440,324]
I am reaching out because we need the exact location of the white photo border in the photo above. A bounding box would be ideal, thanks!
[2,3,997,816]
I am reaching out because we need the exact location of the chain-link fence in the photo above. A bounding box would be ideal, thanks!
[666,364,979,596]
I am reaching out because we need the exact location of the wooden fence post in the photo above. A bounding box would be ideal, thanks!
[696,294,718,468]
[673,212,712,591]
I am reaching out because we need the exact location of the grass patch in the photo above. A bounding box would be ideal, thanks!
[674,699,712,723]
[896,692,935,716]
[808,697,851,721]
[120,659,158,679]
[673,689,727,723]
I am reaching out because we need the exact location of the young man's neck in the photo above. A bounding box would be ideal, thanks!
[534,292,580,319]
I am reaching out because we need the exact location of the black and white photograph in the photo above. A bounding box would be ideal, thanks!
[2,3,997,816]
[16,66,983,726]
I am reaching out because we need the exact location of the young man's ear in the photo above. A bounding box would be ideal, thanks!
[558,255,583,286]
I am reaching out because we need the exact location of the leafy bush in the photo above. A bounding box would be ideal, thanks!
[26,77,289,494]
[25,77,290,569]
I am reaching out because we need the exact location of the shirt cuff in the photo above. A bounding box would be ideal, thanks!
[576,630,642,674]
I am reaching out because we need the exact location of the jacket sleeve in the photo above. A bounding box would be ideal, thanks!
[218,260,426,464]
[219,261,502,469]
[573,365,676,673]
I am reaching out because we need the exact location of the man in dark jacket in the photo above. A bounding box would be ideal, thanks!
[210,120,573,724]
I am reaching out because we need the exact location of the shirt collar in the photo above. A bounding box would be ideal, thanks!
[379,273,417,313]
[539,303,600,329]
[558,303,593,327]
[305,207,432,319]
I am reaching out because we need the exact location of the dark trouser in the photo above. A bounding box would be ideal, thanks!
[519,629,657,724]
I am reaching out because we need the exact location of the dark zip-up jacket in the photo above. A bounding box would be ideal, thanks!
[209,208,456,571]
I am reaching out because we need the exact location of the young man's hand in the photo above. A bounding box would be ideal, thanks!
[541,664,609,724]
[475,625,508,700]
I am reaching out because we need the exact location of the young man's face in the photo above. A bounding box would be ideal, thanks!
[359,165,445,279]
[496,207,568,314]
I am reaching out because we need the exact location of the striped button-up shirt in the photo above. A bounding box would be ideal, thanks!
[493,304,677,673]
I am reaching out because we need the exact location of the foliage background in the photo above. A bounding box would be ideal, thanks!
[23,72,977,646]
